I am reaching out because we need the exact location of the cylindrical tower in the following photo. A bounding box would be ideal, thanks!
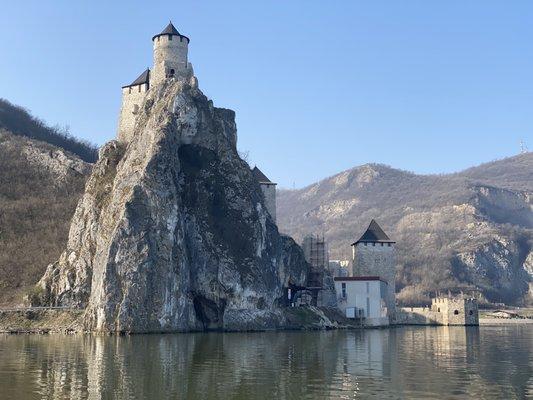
[151,22,191,86]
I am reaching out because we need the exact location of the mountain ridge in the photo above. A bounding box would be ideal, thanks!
[278,153,532,305]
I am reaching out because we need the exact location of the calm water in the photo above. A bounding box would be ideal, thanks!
[0,326,532,399]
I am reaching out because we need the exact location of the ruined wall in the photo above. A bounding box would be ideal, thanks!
[432,298,479,326]
[353,242,396,315]
[398,298,479,326]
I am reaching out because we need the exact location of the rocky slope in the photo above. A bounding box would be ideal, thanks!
[278,154,533,306]
[0,130,91,305]
[30,79,315,333]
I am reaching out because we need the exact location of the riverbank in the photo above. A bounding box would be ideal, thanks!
[0,307,361,334]
[0,308,83,333]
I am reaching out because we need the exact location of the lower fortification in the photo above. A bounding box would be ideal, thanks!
[397,297,479,326]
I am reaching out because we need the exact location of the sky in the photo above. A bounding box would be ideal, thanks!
[1,1,532,188]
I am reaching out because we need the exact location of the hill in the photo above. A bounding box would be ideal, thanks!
[277,154,533,306]
[0,98,98,163]
[0,130,92,305]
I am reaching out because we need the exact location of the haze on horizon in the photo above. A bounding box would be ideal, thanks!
[1,1,532,188]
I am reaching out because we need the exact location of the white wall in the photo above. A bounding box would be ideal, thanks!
[335,280,385,320]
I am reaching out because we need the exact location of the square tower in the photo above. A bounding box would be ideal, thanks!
[352,220,396,317]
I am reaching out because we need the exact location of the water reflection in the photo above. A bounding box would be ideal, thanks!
[0,326,531,399]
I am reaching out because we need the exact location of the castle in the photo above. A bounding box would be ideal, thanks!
[117,22,194,143]
[116,23,278,222]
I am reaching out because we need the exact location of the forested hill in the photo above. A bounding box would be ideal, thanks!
[0,98,98,163]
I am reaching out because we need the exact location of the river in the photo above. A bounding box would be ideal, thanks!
[0,325,531,399]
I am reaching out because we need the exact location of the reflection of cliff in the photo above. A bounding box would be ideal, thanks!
[0,327,531,399]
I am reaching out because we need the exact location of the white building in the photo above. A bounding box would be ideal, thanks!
[334,276,389,327]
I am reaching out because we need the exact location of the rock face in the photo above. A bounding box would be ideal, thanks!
[278,157,533,306]
[32,80,310,332]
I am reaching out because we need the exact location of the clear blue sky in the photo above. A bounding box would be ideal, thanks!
[1,1,532,188]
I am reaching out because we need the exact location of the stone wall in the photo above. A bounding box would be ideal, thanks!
[398,298,479,326]
[117,83,149,142]
[353,242,396,315]
[432,297,479,326]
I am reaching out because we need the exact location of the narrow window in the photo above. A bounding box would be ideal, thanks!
[372,243,375,247]
[381,243,384,246]
[437,308,440,312]
[341,283,346,298]
[128,87,132,94]
[366,282,369,294]
[170,69,175,77]
[454,310,459,315]
[138,85,141,93]
[469,310,473,315]
[366,297,370,316]
[169,34,172,40]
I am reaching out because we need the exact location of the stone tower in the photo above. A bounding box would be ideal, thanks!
[252,166,277,223]
[352,220,396,316]
[117,22,194,142]
[151,22,193,85]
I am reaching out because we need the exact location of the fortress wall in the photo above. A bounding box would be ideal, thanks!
[353,243,396,313]
[117,83,148,142]
[397,307,441,325]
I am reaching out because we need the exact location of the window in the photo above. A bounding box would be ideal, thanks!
[341,283,346,299]
[437,308,440,312]
[366,282,369,294]
[372,243,375,247]
[132,104,139,114]
[454,310,459,315]
[169,34,172,40]
[170,69,175,76]
[469,310,473,315]
[366,297,370,317]
[138,85,141,93]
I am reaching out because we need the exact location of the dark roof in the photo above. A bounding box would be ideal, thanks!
[152,22,190,43]
[122,69,150,88]
[334,276,388,284]
[252,166,275,184]
[351,219,395,245]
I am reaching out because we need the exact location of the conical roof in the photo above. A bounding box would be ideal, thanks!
[122,69,150,88]
[252,166,275,184]
[152,22,190,42]
[352,219,394,245]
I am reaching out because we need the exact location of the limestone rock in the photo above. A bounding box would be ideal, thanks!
[32,80,310,332]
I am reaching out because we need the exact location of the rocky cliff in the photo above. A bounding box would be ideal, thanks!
[278,156,533,306]
[30,79,312,333]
